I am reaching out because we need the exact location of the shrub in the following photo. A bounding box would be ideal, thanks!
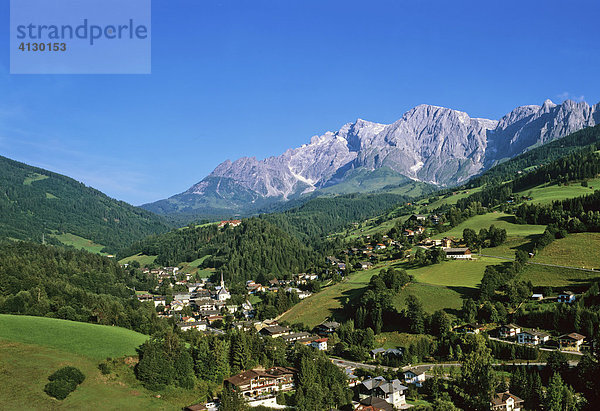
[48,366,86,385]
[44,379,77,400]
[98,362,111,375]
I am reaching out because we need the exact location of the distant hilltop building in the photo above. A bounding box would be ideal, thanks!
[218,220,242,228]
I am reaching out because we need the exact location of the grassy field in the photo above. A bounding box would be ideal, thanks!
[406,257,499,289]
[418,186,482,209]
[432,212,546,239]
[516,178,600,204]
[281,256,492,327]
[375,332,434,349]
[480,237,532,259]
[280,265,385,328]
[52,232,108,255]
[532,233,600,269]
[179,255,213,277]
[119,253,158,266]
[0,315,148,360]
[23,173,49,185]
[518,264,600,288]
[0,315,200,410]
[392,282,469,314]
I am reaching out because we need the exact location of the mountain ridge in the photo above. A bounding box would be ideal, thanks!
[0,155,172,252]
[143,99,600,217]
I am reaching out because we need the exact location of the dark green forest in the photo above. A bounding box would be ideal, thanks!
[120,218,322,284]
[0,155,172,253]
[262,192,408,245]
[0,241,165,334]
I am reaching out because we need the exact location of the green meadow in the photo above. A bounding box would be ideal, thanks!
[280,265,385,328]
[281,255,496,328]
[0,315,148,360]
[518,264,600,288]
[531,233,600,269]
[516,178,600,205]
[432,212,546,240]
[119,253,158,266]
[52,232,108,255]
[23,173,49,186]
[0,315,198,410]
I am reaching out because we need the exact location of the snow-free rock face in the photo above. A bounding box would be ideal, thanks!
[144,99,600,214]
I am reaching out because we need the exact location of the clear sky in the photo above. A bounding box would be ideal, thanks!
[1,0,599,205]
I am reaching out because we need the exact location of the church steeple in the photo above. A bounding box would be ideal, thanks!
[220,272,225,289]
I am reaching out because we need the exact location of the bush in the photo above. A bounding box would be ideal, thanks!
[48,366,86,385]
[44,366,85,400]
[98,362,111,375]
[44,379,77,400]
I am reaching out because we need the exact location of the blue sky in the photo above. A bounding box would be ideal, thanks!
[1,0,599,205]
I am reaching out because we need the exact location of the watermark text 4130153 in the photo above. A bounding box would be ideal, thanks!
[10,0,151,74]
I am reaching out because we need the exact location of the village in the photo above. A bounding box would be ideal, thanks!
[128,237,588,411]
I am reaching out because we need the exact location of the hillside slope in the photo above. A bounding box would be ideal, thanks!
[0,155,171,252]
[0,315,189,410]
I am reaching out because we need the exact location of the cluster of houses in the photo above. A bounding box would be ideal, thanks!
[245,275,315,298]
[457,321,586,352]
[136,272,255,332]
[204,322,340,407]
[498,323,586,351]
[135,263,323,331]
[220,366,413,409]
[216,363,527,411]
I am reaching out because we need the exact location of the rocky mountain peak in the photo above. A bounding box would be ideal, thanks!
[147,98,599,215]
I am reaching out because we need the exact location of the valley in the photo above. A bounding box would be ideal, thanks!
[3,108,600,410]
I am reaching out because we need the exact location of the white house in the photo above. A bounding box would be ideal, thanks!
[177,321,208,332]
[557,291,576,303]
[403,368,426,387]
[558,333,585,351]
[358,377,408,409]
[310,338,328,351]
[517,329,550,345]
[490,391,524,411]
[498,324,521,339]
[153,296,166,307]
[444,247,472,259]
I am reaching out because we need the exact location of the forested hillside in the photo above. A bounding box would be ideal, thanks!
[469,123,600,187]
[0,155,171,253]
[0,241,164,335]
[262,193,409,244]
[120,218,321,284]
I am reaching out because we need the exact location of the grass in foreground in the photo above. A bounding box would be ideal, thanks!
[0,340,169,410]
[0,315,202,410]
[0,315,148,360]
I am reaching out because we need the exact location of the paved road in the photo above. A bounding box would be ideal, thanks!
[330,357,580,373]
[488,336,584,356]
[330,358,399,372]
[478,254,599,273]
